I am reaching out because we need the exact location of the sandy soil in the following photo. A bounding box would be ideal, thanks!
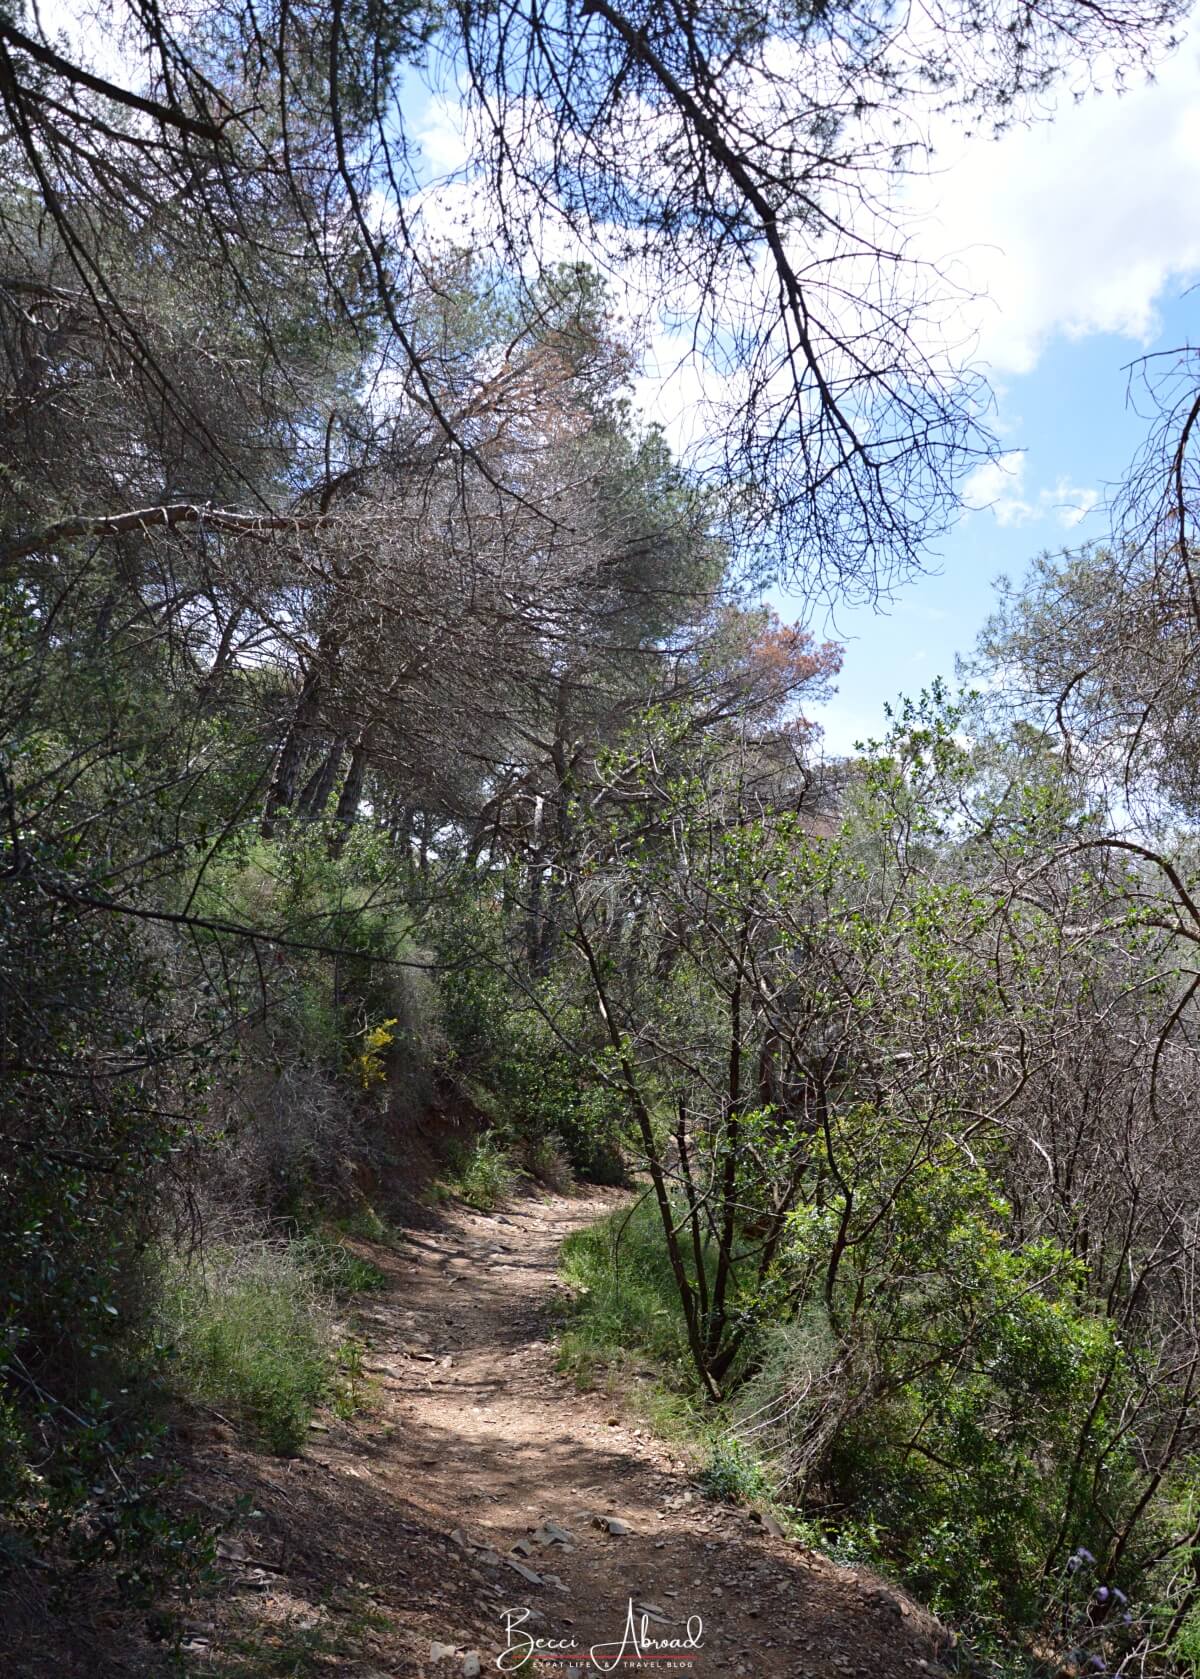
[177,1186,952,1679]
[10,1185,955,1677]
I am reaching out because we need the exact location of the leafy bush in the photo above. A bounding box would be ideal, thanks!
[438,1135,517,1211]
[0,839,188,1550]
[779,1160,1125,1631]
[433,900,627,1181]
[560,1160,1166,1653]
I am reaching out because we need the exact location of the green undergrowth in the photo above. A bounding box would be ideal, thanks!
[558,1194,760,1382]
[555,1203,943,1658]
[330,1203,404,1246]
[293,1231,387,1296]
[158,1231,383,1455]
[558,1194,703,1387]
[431,1132,520,1211]
[556,1197,778,1495]
[554,1198,1189,1679]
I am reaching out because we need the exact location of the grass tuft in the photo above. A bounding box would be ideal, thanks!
[333,1203,399,1245]
[436,1133,517,1211]
[159,1242,335,1454]
[557,1195,702,1388]
[294,1233,387,1296]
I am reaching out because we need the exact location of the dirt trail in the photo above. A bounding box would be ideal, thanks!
[185,1188,952,1679]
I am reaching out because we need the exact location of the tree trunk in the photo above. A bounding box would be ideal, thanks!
[296,736,345,822]
[707,971,743,1358]
[525,792,546,973]
[569,884,721,1402]
[327,735,369,856]
[262,667,322,837]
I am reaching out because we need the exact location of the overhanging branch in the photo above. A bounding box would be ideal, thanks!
[0,21,225,142]
[2,503,327,565]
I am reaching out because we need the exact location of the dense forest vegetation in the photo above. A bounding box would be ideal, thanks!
[4,0,1200,1671]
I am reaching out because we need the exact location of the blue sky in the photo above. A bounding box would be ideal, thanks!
[787,39,1200,754]
[396,26,1200,768]
[806,288,1200,755]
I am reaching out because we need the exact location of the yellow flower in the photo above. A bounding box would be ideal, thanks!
[355,1017,398,1088]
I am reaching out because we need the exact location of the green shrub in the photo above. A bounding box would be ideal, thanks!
[562,1163,1169,1654]
[784,1171,1124,1631]
[158,1243,333,1455]
[432,902,627,1182]
[558,1196,707,1385]
[330,1337,375,1421]
[700,1436,769,1505]
[438,1134,517,1211]
[293,1234,387,1296]
[0,847,184,1548]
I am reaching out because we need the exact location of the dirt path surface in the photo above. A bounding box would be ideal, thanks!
[184,1189,951,1679]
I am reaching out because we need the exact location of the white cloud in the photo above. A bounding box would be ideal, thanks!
[961,451,1032,523]
[414,94,475,179]
[961,454,1101,528]
[39,0,1200,412]
[389,18,1200,520]
[910,39,1200,375]
[1045,478,1101,528]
